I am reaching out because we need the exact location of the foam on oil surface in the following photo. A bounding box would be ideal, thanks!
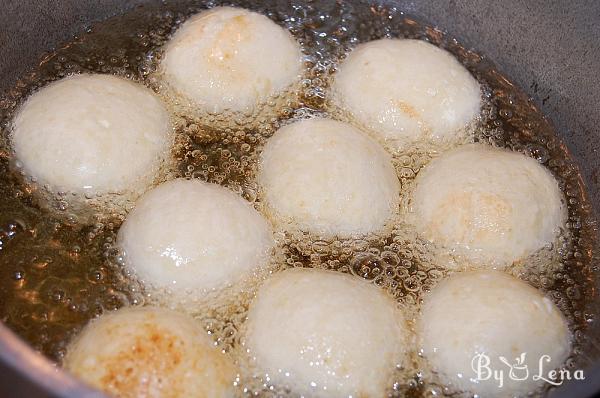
[0,1,596,397]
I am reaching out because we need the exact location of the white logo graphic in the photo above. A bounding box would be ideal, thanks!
[471,352,584,388]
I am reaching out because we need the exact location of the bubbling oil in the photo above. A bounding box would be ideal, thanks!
[0,1,596,397]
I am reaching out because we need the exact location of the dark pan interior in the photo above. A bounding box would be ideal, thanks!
[1,1,599,397]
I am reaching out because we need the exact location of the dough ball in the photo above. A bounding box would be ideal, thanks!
[258,117,400,237]
[64,306,236,398]
[118,178,274,297]
[332,39,481,150]
[244,268,408,397]
[11,74,171,194]
[409,144,566,267]
[418,270,571,396]
[161,7,303,113]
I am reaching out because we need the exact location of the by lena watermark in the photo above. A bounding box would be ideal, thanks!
[471,352,584,388]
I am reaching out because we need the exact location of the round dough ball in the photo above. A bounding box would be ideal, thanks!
[118,178,274,296]
[161,7,303,113]
[64,306,236,398]
[332,39,481,150]
[244,268,408,398]
[11,74,171,194]
[409,144,566,267]
[418,270,571,396]
[258,117,400,237]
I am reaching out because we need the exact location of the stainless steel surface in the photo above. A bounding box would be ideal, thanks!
[0,323,102,398]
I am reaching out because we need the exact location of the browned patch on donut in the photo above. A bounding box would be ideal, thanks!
[98,323,185,398]
[209,15,251,63]
[428,191,511,243]
[393,100,420,119]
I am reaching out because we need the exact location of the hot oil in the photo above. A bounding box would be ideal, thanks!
[0,1,596,397]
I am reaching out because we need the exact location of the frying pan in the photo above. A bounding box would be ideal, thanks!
[1,0,599,397]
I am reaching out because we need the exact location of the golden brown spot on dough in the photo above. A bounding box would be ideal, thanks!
[66,310,237,398]
[208,15,251,66]
[98,324,186,398]
[429,191,511,243]
[390,99,434,136]
[511,345,520,355]
[393,100,420,119]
